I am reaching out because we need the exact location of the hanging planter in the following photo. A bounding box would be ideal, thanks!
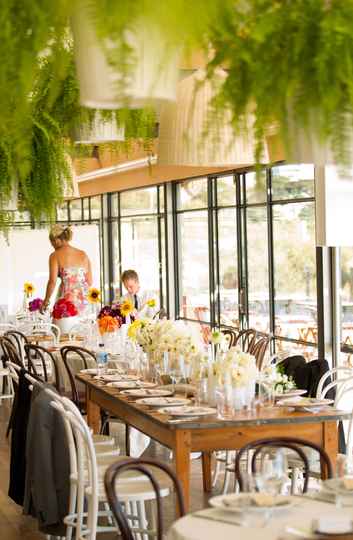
[72,112,125,144]
[71,1,179,109]
[158,69,266,166]
[207,0,353,169]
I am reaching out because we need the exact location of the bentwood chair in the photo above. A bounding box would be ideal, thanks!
[24,344,60,391]
[61,345,96,411]
[220,328,238,348]
[48,392,173,540]
[5,330,29,364]
[234,436,333,493]
[251,335,271,371]
[234,329,257,353]
[105,459,185,540]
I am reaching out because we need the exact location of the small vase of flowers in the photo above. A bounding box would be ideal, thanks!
[52,298,79,335]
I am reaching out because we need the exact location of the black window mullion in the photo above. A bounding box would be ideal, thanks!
[157,186,164,310]
[207,177,216,329]
[172,183,180,318]
[267,167,276,351]
[236,173,245,330]
[164,185,170,316]
[117,192,122,298]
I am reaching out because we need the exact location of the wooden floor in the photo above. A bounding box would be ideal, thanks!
[0,400,215,539]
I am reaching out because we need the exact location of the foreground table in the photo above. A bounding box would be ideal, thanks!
[76,373,349,511]
[167,497,346,540]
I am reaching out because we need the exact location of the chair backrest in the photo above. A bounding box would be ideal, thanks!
[251,336,271,371]
[5,330,29,362]
[30,323,61,345]
[234,329,257,353]
[61,346,96,409]
[48,392,99,540]
[24,344,60,390]
[153,308,167,320]
[316,367,353,399]
[220,328,238,348]
[0,336,24,368]
[235,436,333,493]
[104,458,185,540]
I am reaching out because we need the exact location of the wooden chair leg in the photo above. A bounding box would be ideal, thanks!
[125,424,131,456]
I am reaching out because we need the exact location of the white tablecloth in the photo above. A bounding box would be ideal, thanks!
[167,497,349,540]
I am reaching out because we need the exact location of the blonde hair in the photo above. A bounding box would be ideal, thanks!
[49,224,73,242]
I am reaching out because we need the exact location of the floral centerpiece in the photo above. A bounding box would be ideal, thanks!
[262,364,296,395]
[28,297,43,312]
[52,298,79,334]
[24,282,35,298]
[213,346,258,410]
[97,301,134,329]
[87,287,101,304]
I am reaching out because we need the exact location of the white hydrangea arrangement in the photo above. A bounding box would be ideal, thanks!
[214,346,258,387]
[262,364,296,394]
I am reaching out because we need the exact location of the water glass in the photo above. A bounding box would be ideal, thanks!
[194,378,208,406]
[258,381,275,407]
[216,385,234,419]
[335,455,353,508]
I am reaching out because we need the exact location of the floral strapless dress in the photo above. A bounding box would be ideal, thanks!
[58,266,89,315]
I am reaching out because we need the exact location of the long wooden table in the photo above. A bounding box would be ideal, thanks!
[77,373,350,511]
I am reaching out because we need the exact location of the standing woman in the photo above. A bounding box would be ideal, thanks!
[42,225,92,314]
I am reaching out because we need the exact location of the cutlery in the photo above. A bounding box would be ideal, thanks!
[193,511,243,526]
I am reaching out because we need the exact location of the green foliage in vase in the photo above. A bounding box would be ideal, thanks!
[207,0,353,167]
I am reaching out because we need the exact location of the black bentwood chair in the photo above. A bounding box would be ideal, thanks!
[104,458,186,540]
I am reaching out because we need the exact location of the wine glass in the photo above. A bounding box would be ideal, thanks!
[255,449,289,522]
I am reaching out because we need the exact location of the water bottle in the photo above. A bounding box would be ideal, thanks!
[96,343,108,377]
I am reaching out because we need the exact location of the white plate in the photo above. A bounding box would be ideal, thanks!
[136,397,190,407]
[121,388,174,398]
[274,389,307,399]
[209,493,296,513]
[106,381,157,389]
[100,374,139,382]
[276,397,334,410]
[158,406,216,417]
[80,368,99,375]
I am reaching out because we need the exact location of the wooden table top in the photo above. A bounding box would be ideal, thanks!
[76,373,350,430]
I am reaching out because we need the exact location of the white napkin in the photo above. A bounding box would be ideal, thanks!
[315,517,353,534]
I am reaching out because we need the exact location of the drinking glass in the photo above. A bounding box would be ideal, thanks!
[335,455,353,508]
[255,449,289,523]
[258,380,275,407]
[194,377,208,406]
[215,384,234,419]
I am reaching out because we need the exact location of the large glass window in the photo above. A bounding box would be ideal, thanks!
[178,211,210,322]
[340,247,353,363]
[217,207,238,327]
[272,202,317,341]
[111,185,167,309]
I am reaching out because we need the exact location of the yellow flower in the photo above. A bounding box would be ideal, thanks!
[24,282,35,297]
[87,287,101,304]
[147,298,156,308]
[120,299,134,317]
[128,319,142,340]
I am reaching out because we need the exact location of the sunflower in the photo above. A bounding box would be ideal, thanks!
[127,319,142,340]
[24,282,35,297]
[120,299,134,317]
[87,287,101,304]
[146,298,156,308]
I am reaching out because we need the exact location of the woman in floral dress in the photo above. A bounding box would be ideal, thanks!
[42,225,92,314]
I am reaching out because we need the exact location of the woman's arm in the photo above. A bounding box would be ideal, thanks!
[42,253,59,311]
[86,255,93,287]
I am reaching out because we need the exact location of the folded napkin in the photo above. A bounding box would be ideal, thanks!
[314,517,353,535]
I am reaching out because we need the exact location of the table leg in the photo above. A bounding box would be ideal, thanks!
[322,421,338,478]
[86,388,100,433]
[202,452,213,492]
[174,430,191,513]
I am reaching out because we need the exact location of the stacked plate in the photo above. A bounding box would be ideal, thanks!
[136,397,190,407]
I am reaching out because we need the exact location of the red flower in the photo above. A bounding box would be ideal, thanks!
[52,298,78,319]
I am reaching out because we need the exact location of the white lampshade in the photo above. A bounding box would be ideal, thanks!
[158,69,265,166]
[72,112,125,144]
[72,2,179,109]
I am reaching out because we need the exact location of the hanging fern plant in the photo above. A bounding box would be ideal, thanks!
[207,0,353,167]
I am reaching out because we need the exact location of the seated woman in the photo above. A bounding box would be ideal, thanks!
[42,225,92,315]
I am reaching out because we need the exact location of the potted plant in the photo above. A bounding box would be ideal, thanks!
[207,0,353,167]
[52,298,79,334]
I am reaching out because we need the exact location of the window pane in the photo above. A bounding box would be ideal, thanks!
[245,171,267,204]
[272,164,315,199]
[90,196,101,220]
[111,194,119,217]
[179,211,210,321]
[218,208,239,327]
[56,202,68,221]
[247,207,270,332]
[273,202,317,341]
[158,185,165,212]
[177,178,208,210]
[83,198,89,220]
[120,217,160,297]
[70,199,82,221]
[120,187,157,215]
[340,247,353,356]
[217,175,236,206]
